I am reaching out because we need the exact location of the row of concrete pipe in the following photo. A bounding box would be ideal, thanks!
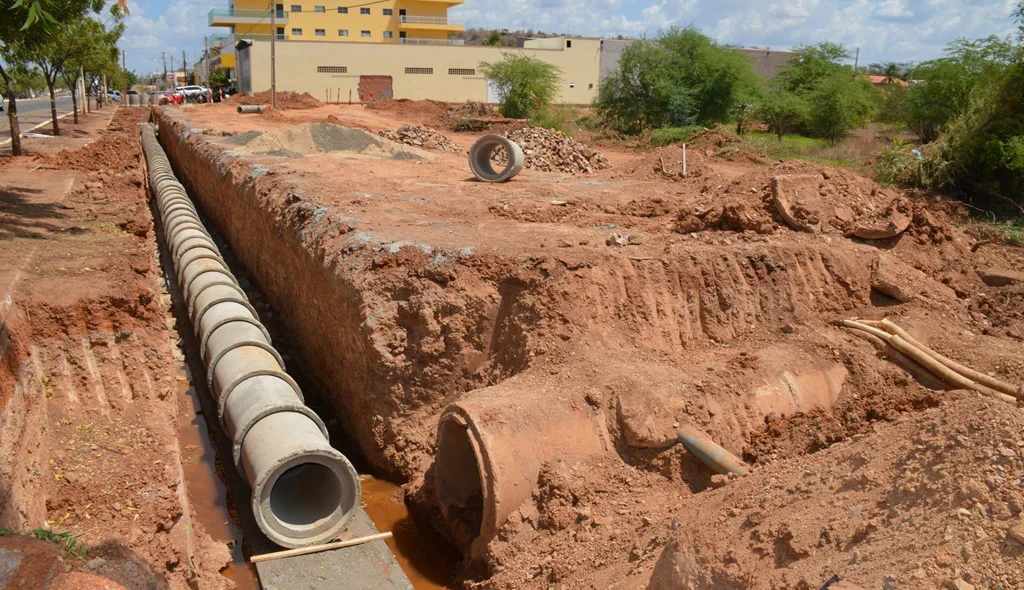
[138,123,360,549]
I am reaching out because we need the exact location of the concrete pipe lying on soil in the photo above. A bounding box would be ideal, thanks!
[468,135,525,182]
[237,105,268,114]
[139,123,360,548]
[434,377,611,558]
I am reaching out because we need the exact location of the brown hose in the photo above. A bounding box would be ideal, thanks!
[842,320,1017,404]
[879,319,1021,398]
[844,326,949,391]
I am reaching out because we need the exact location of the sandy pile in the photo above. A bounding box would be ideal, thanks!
[220,122,426,160]
[227,90,322,110]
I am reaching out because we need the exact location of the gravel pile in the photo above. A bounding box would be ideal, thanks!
[378,124,462,152]
[501,127,611,174]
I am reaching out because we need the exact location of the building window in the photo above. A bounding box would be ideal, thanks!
[290,4,301,11]
[588,82,593,89]
[276,26,285,39]
[317,66,348,73]
[315,28,325,36]
[360,30,371,37]
[383,31,393,38]
[360,7,370,14]
[448,68,475,75]
[382,8,392,15]
[405,67,433,74]
[566,40,572,48]
[314,5,325,11]
[291,27,302,35]
[337,6,347,12]
[339,29,349,36]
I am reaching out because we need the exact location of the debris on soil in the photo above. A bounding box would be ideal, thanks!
[497,126,611,174]
[444,101,505,131]
[227,90,322,110]
[366,98,448,125]
[615,145,710,180]
[378,124,462,152]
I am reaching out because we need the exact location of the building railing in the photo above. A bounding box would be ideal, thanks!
[399,15,452,25]
[210,33,275,52]
[208,8,287,25]
[399,37,465,45]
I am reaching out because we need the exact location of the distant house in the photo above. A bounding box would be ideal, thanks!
[865,75,910,87]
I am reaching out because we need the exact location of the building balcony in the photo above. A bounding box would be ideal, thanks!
[398,37,465,45]
[208,8,287,26]
[398,15,464,32]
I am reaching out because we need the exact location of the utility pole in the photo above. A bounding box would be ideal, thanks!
[853,47,860,72]
[270,0,277,108]
[122,49,127,105]
[161,51,167,90]
[182,50,186,86]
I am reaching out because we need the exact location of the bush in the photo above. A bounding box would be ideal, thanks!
[650,126,702,146]
[479,54,561,120]
[755,90,807,140]
[807,73,876,144]
[597,27,759,134]
[530,104,578,133]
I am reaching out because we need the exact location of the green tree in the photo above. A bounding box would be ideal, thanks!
[905,35,1016,141]
[482,31,502,46]
[479,54,561,119]
[756,90,807,140]
[59,13,123,124]
[807,72,876,144]
[775,41,851,94]
[596,27,759,133]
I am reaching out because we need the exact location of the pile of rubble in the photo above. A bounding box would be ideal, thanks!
[501,126,611,174]
[378,124,462,152]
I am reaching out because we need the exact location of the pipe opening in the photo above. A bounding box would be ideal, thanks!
[269,462,344,531]
[435,418,485,550]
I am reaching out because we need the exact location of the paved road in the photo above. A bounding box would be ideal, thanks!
[0,95,76,145]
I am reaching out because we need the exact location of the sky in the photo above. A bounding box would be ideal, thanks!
[121,0,1019,74]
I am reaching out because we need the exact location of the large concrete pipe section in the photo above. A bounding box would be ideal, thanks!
[468,135,525,182]
[139,123,360,548]
[237,105,268,114]
[433,374,611,558]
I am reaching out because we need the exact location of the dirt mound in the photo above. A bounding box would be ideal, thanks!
[499,126,611,174]
[219,122,427,160]
[227,90,322,110]
[34,109,148,172]
[444,101,505,131]
[616,145,711,180]
[366,98,447,125]
[378,124,461,152]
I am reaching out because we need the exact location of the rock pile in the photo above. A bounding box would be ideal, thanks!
[500,127,611,174]
[378,124,462,152]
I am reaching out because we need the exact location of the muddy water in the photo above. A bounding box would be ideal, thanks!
[360,476,461,589]
[176,368,259,590]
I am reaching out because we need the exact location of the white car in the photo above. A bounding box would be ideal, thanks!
[108,90,122,101]
[176,85,207,98]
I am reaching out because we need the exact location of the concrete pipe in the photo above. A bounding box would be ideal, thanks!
[237,105,268,114]
[241,411,359,547]
[468,135,525,183]
[139,123,360,548]
[434,376,611,557]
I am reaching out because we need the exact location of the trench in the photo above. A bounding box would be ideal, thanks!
[150,140,460,589]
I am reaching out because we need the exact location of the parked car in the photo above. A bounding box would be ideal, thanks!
[176,85,206,98]
[108,90,122,101]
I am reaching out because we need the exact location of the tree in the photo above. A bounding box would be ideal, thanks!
[775,42,851,95]
[479,54,561,119]
[596,27,759,133]
[756,90,807,140]
[807,72,876,144]
[905,35,1016,141]
[482,31,502,46]
[59,14,123,124]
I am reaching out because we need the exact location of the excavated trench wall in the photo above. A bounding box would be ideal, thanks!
[152,110,533,479]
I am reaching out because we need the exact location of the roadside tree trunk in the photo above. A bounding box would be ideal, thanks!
[70,85,79,124]
[1,65,22,156]
[47,79,60,136]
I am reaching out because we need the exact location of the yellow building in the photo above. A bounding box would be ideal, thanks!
[209,0,465,72]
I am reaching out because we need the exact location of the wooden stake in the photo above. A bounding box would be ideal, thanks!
[249,531,393,563]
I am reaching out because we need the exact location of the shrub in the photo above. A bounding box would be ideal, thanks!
[479,54,561,120]
[755,90,807,140]
[807,73,876,144]
[650,126,702,146]
[597,27,758,133]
